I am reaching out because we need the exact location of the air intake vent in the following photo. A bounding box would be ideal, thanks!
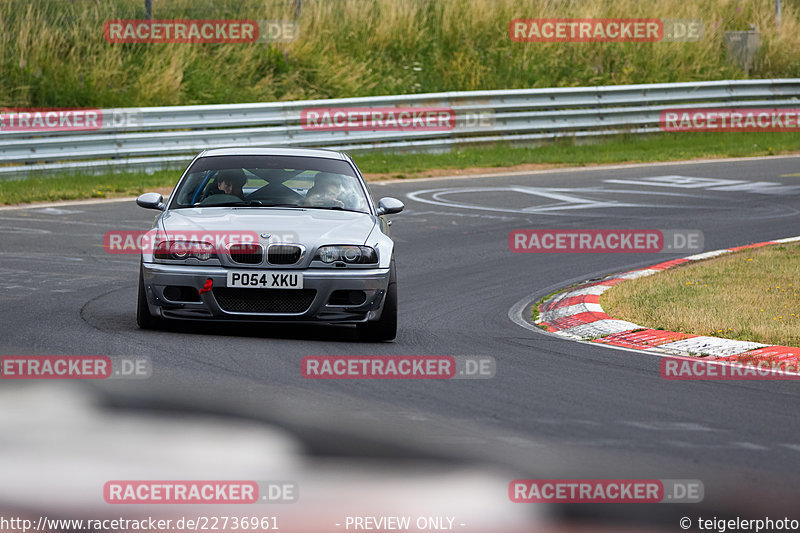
[213,288,316,314]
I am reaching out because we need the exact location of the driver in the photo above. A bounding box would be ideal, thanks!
[215,169,247,199]
[304,172,346,208]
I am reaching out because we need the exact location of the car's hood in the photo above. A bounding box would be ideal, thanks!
[160,207,377,247]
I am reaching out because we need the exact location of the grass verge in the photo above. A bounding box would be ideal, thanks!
[1,132,798,206]
[601,243,800,347]
[3,0,800,107]
[0,171,178,206]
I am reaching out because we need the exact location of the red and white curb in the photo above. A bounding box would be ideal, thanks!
[534,236,800,366]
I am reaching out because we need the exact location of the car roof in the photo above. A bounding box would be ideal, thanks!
[198,147,347,160]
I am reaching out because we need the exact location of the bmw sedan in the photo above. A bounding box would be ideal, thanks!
[135,147,404,341]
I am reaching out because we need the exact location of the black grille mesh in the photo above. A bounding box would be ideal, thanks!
[228,244,263,265]
[268,245,301,265]
[213,288,316,313]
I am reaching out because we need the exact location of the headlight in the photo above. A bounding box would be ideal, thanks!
[315,245,377,264]
[154,240,215,261]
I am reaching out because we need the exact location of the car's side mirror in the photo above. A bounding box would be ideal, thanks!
[376,197,404,216]
[136,192,165,210]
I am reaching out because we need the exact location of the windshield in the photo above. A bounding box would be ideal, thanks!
[170,155,371,213]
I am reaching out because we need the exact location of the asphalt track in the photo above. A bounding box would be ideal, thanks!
[2,155,800,520]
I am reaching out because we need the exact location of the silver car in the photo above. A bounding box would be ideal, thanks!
[135,147,404,341]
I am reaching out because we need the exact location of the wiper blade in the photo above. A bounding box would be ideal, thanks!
[193,200,248,207]
[304,205,347,211]
[193,200,300,208]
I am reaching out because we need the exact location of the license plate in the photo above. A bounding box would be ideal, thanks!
[226,271,303,289]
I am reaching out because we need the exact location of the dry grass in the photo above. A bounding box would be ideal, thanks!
[1,0,799,106]
[601,243,800,347]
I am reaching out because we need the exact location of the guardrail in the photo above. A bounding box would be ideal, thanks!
[1,79,798,178]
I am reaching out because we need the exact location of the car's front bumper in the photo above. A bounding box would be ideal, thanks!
[141,262,391,323]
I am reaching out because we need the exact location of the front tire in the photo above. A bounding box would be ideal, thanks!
[357,261,397,342]
[137,265,163,330]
